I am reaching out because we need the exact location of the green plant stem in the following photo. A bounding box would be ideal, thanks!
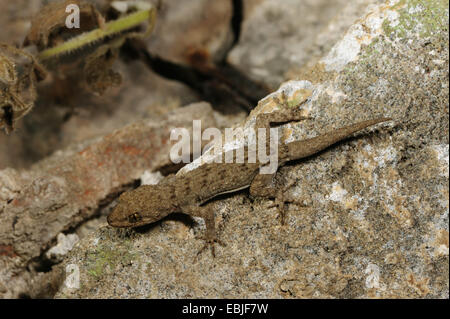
[38,8,155,61]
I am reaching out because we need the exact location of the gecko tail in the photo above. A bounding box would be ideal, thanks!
[286,117,392,160]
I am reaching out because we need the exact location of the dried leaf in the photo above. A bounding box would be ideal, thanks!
[23,0,105,50]
[84,40,123,95]
[28,1,156,96]
[0,44,46,134]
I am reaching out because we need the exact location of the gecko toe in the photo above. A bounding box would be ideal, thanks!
[195,237,225,259]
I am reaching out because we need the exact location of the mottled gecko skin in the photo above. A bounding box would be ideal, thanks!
[108,154,262,228]
[107,117,390,236]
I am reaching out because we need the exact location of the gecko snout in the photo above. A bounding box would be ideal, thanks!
[107,203,136,228]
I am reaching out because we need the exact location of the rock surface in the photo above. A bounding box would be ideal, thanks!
[0,103,218,298]
[53,0,449,298]
[228,0,387,88]
[146,0,234,65]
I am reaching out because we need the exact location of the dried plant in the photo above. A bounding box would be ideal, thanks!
[32,1,156,96]
[23,0,106,51]
[0,1,157,133]
[0,44,46,134]
[33,1,156,61]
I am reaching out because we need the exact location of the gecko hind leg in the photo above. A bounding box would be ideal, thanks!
[254,108,311,132]
[255,88,312,131]
[267,180,298,225]
[250,174,299,225]
[254,97,312,160]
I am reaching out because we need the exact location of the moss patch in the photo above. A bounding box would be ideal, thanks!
[383,0,449,39]
[86,240,137,279]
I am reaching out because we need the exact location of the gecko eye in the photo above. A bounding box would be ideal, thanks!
[128,212,142,223]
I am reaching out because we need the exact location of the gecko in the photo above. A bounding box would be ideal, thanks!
[107,96,391,256]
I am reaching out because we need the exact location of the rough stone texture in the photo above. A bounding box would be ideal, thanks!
[46,233,80,263]
[146,0,234,65]
[1,0,249,298]
[0,0,447,300]
[0,103,218,298]
[228,0,386,89]
[54,0,448,298]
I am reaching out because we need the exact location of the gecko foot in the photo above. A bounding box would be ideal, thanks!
[266,180,298,225]
[196,236,226,258]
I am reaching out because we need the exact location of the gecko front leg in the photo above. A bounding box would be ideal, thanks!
[182,203,225,258]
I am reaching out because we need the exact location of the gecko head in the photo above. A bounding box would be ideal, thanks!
[107,184,177,228]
